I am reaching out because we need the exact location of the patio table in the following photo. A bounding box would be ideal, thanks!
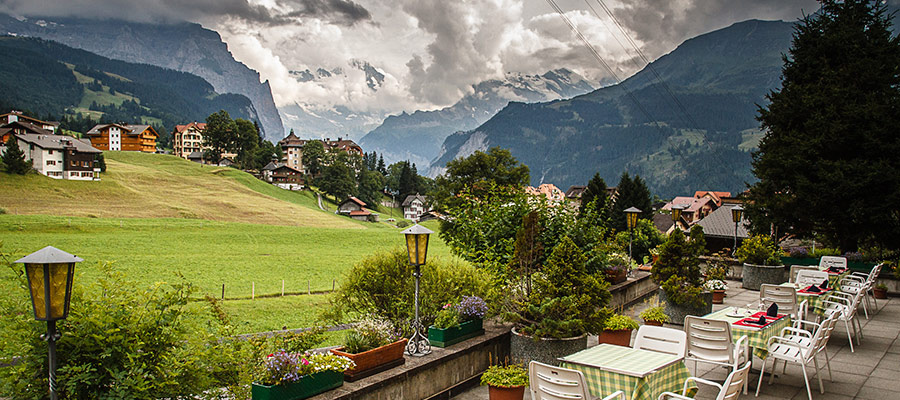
[780,282,833,315]
[702,307,791,359]
[559,344,695,400]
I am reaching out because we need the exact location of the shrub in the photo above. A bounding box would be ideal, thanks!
[329,248,493,332]
[342,318,398,354]
[652,226,707,307]
[735,235,781,266]
[504,236,611,339]
[639,306,669,323]
[480,364,528,388]
[433,304,461,329]
[788,246,810,258]
[810,247,841,258]
[603,314,639,331]
[614,219,665,263]
[456,295,488,321]
[396,220,410,228]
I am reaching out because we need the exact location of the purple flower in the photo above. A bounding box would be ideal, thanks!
[455,296,487,320]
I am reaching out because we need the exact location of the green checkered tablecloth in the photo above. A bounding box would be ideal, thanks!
[779,282,834,315]
[704,308,792,359]
[560,344,696,400]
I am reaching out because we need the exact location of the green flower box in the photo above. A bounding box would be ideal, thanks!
[251,370,344,400]
[781,257,878,273]
[428,318,484,348]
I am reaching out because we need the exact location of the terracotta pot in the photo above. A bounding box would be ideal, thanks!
[606,269,627,284]
[652,254,659,264]
[488,385,526,400]
[712,290,726,304]
[597,329,632,347]
[873,287,888,299]
[643,319,664,327]
[330,339,407,376]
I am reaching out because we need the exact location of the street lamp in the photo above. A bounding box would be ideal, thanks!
[670,204,685,223]
[15,246,82,400]
[731,204,744,256]
[624,207,641,264]
[402,223,432,356]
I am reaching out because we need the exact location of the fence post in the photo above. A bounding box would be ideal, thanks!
[332,279,335,292]
[221,284,225,300]
[307,280,311,295]
[282,279,285,296]
[252,282,255,300]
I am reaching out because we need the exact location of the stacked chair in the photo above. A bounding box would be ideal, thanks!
[756,314,839,400]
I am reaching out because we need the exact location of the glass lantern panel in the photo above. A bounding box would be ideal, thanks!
[415,234,429,265]
[405,234,417,265]
[47,263,71,319]
[26,264,47,320]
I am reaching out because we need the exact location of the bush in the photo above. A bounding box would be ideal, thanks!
[329,248,493,332]
[811,247,841,258]
[342,318,398,354]
[639,306,669,323]
[396,220,410,228]
[480,364,529,388]
[735,235,781,266]
[505,236,611,339]
[614,219,665,263]
[789,246,810,258]
[603,314,639,331]
[652,226,707,307]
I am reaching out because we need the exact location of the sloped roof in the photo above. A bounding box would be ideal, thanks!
[86,124,157,138]
[272,165,302,174]
[349,210,371,216]
[15,133,100,153]
[402,193,427,207]
[662,196,713,214]
[174,122,207,133]
[187,151,203,159]
[694,191,732,206]
[696,203,749,239]
[565,185,586,198]
[279,132,305,147]
[652,213,675,233]
[2,120,54,136]
[340,196,367,207]
[0,111,57,128]
[262,161,282,171]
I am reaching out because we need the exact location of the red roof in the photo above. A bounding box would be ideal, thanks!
[349,210,371,216]
[174,122,207,133]
[346,196,366,207]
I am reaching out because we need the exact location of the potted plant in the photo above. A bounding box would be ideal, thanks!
[597,313,639,346]
[428,295,488,347]
[330,318,406,381]
[604,252,632,284]
[704,279,728,304]
[481,363,529,400]
[650,247,660,265]
[651,226,711,324]
[874,283,888,299]
[505,236,612,366]
[252,351,354,400]
[736,235,785,290]
[639,306,669,326]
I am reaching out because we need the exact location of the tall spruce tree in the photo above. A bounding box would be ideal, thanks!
[748,0,900,251]
[2,136,31,174]
[612,172,653,232]
[579,173,610,217]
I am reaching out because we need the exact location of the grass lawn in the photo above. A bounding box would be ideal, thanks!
[0,215,454,332]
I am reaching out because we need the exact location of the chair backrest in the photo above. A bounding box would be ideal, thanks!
[790,265,819,283]
[795,270,829,287]
[717,361,752,400]
[867,263,883,284]
[814,314,839,354]
[684,316,734,365]
[819,256,847,270]
[760,284,798,316]
[529,361,591,400]
[633,325,687,358]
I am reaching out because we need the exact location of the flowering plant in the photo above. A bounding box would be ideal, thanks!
[259,350,354,386]
[343,317,402,354]
[456,295,488,321]
[703,279,727,291]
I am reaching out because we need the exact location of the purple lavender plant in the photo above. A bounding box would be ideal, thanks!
[263,350,303,385]
[455,295,488,321]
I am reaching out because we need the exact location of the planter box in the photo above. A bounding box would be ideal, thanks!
[429,318,485,348]
[330,339,406,381]
[659,288,713,325]
[643,319,664,327]
[781,257,879,274]
[597,329,632,347]
[741,263,786,290]
[712,290,725,304]
[606,270,627,284]
[510,327,587,366]
[252,370,343,400]
[488,385,526,400]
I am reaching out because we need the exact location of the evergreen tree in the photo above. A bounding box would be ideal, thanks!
[234,118,259,169]
[748,0,900,251]
[2,136,31,174]
[319,159,356,202]
[579,173,610,217]
[612,172,653,232]
[203,110,237,164]
[377,155,386,175]
[397,161,417,200]
[302,140,326,178]
[356,169,385,208]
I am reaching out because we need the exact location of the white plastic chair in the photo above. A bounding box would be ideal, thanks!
[759,284,799,318]
[841,263,883,319]
[529,361,625,400]
[683,316,748,379]
[634,325,687,358]
[780,312,838,382]
[790,265,819,283]
[821,290,863,352]
[818,256,847,271]
[795,270,829,288]
[756,314,839,400]
[659,361,751,400]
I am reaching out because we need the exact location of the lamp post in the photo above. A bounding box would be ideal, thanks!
[402,224,432,356]
[15,246,82,400]
[731,205,744,256]
[670,204,685,224]
[624,207,641,264]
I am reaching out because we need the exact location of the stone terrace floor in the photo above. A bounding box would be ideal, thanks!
[454,279,899,400]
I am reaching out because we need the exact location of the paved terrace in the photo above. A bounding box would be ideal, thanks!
[455,279,899,400]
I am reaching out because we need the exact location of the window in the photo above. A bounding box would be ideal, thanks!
[46,160,55,166]
[49,150,53,155]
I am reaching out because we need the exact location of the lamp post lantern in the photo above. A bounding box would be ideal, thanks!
[624,207,641,264]
[402,224,432,356]
[15,246,82,400]
[670,204,685,224]
[731,205,744,256]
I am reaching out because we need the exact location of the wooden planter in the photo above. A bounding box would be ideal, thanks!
[712,290,726,304]
[488,385,526,400]
[251,370,343,400]
[597,329,632,347]
[874,287,888,299]
[606,269,627,284]
[330,339,407,381]
[428,318,485,348]
[643,319,664,327]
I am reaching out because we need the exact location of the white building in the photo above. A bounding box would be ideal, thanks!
[4,133,101,180]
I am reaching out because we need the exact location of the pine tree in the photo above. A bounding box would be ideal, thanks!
[612,172,653,232]
[2,136,31,174]
[579,173,609,217]
[748,0,900,251]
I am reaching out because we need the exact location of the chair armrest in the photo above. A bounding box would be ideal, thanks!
[658,392,692,400]
[684,376,723,393]
[601,390,625,400]
[780,326,813,338]
[792,319,821,330]
[734,335,749,362]
[849,271,868,278]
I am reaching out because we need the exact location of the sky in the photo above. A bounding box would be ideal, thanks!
[3,0,821,115]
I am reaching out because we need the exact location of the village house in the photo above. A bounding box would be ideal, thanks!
[337,196,377,222]
[526,183,565,204]
[261,161,281,183]
[85,123,158,153]
[401,193,428,222]
[172,122,207,159]
[662,195,717,224]
[564,184,619,207]
[0,111,59,134]
[277,132,363,175]
[3,133,101,180]
[270,165,304,190]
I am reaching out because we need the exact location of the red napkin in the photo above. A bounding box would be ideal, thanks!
[733,312,785,328]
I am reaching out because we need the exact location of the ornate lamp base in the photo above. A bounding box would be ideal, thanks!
[405,321,432,357]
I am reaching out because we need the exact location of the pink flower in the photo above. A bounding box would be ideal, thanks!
[267,353,274,358]
[302,358,310,366]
